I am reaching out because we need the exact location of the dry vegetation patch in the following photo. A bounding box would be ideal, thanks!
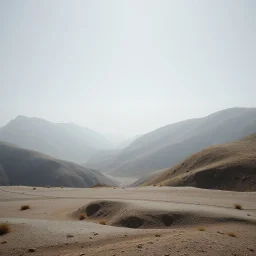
[0,223,11,236]
[99,220,106,225]
[234,204,243,210]
[20,205,30,211]
[227,232,237,237]
[79,213,87,220]
[197,227,205,231]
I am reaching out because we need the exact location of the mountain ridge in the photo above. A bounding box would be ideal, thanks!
[88,107,256,177]
[0,115,112,163]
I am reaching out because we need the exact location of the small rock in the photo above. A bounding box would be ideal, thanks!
[137,244,143,248]
[1,241,7,244]
[67,234,74,238]
[155,234,161,237]
[80,253,85,256]
[93,232,98,236]
[90,237,92,239]
[248,248,254,252]
[28,248,35,252]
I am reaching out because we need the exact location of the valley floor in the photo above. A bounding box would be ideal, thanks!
[0,186,256,256]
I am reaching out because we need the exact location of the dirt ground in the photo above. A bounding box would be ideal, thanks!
[0,186,255,256]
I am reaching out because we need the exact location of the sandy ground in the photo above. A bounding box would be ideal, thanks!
[0,186,256,256]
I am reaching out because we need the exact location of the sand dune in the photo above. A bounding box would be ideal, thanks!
[73,199,255,229]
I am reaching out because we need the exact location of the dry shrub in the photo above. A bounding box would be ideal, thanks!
[20,205,30,211]
[79,213,87,220]
[234,204,243,210]
[0,223,11,236]
[99,220,106,225]
[197,227,205,231]
[227,232,237,237]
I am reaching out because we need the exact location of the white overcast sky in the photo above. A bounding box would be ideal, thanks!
[1,0,255,139]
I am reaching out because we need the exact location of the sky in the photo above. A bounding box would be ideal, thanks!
[1,0,255,141]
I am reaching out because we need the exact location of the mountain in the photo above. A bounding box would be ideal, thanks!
[0,116,112,163]
[116,134,142,149]
[132,134,256,191]
[91,108,256,177]
[0,141,116,187]
[85,135,141,170]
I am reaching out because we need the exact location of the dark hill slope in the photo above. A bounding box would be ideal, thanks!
[0,141,116,187]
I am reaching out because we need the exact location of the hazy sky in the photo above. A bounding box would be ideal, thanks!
[1,0,255,139]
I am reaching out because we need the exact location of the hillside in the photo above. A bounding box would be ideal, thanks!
[93,108,256,177]
[133,134,256,191]
[0,141,116,187]
[0,116,112,163]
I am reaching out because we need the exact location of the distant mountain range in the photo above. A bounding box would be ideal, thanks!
[132,134,256,191]
[0,116,112,163]
[1,108,256,181]
[0,141,116,187]
[88,108,256,177]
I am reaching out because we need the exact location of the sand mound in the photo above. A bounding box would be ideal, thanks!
[72,200,255,229]
[134,134,256,191]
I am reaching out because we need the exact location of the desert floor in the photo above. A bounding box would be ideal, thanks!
[0,186,256,256]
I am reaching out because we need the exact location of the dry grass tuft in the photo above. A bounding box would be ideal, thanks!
[20,205,30,211]
[79,213,87,220]
[227,232,237,237]
[234,204,243,210]
[99,220,106,225]
[0,223,11,236]
[197,227,205,231]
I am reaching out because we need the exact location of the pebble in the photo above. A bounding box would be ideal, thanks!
[28,248,35,252]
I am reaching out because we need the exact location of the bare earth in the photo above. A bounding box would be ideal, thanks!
[0,186,256,256]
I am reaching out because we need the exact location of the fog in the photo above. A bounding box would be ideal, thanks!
[1,0,255,140]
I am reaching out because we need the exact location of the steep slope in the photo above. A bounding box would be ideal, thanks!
[134,134,256,191]
[0,116,112,163]
[98,108,256,177]
[0,141,116,187]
